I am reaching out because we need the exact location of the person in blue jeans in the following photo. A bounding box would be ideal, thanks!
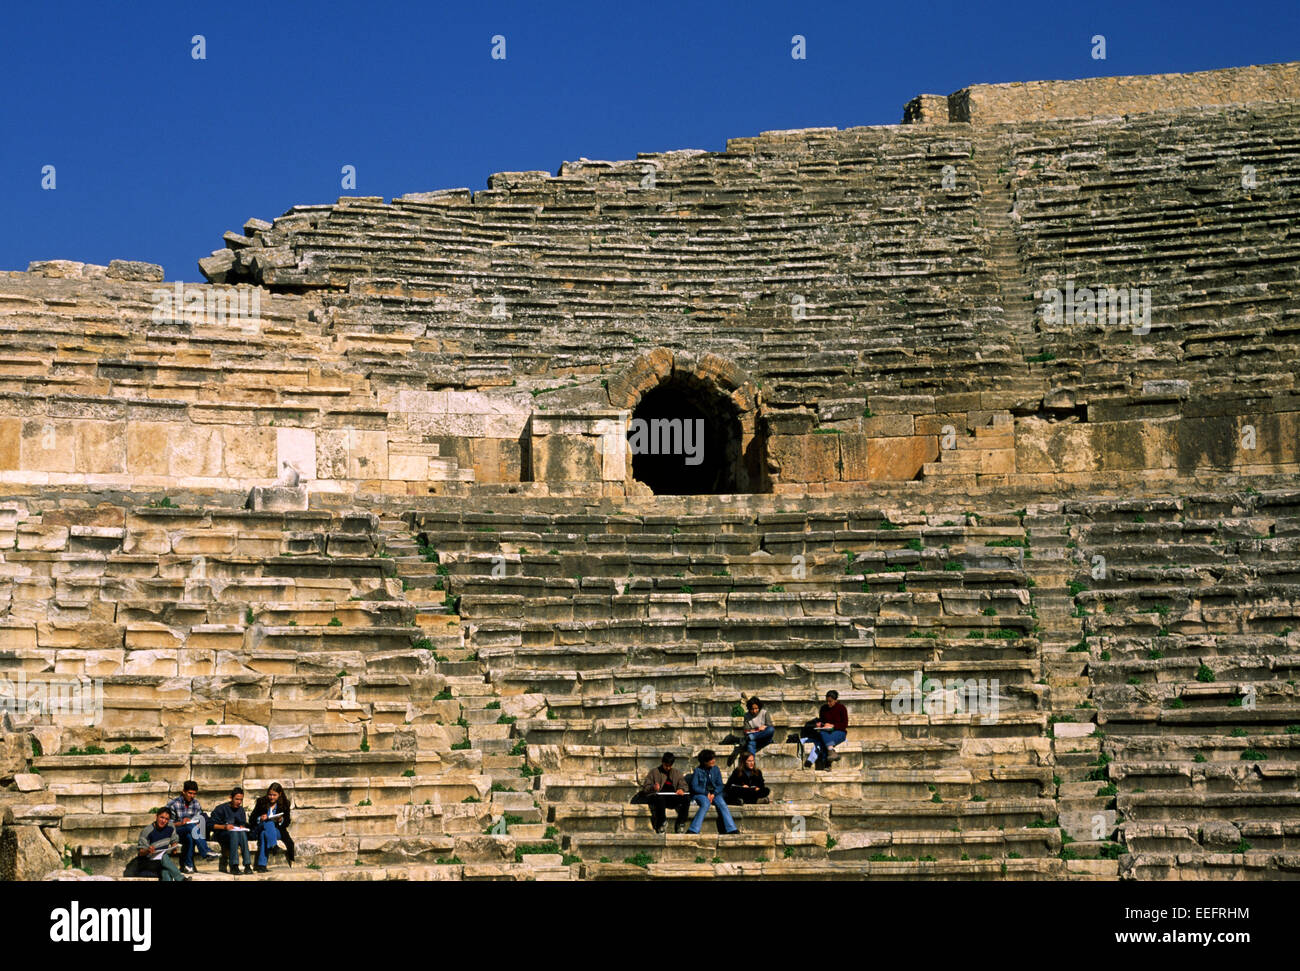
[166,780,218,873]
[802,689,849,769]
[742,698,775,754]
[209,786,252,875]
[250,782,294,872]
[687,749,740,835]
[727,697,775,767]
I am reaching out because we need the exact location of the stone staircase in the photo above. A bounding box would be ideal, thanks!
[396,498,1071,879]
[1024,504,1122,877]
[5,489,1299,880]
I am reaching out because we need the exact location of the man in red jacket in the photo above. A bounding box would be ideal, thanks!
[803,690,849,769]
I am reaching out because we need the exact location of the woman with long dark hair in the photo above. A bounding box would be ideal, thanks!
[727,696,775,766]
[250,782,295,871]
[724,751,771,804]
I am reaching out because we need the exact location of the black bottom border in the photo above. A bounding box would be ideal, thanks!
[8,878,1276,954]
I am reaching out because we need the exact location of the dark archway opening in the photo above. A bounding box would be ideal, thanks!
[630,376,746,495]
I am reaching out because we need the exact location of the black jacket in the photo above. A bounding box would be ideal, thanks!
[250,794,292,830]
[726,767,766,790]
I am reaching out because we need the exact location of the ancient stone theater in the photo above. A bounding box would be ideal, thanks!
[2,61,1298,881]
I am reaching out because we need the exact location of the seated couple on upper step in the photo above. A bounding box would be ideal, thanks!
[727,690,850,771]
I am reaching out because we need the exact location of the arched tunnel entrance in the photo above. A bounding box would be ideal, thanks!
[628,375,748,495]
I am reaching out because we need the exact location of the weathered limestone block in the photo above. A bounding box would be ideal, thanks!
[0,418,18,471]
[14,773,44,793]
[122,650,179,676]
[468,438,523,484]
[0,823,62,881]
[1201,821,1242,849]
[126,422,171,476]
[315,428,389,481]
[192,724,270,753]
[1091,420,1178,472]
[19,420,76,473]
[955,61,1300,124]
[413,724,458,749]
[125,625,182,650]
[977,449,1016,475]
[177,651,215,676]
[870,395,935,415]
[30,727,61,761]
[452,834,515,863]
[499,694,547,720]
[771,434,839,482]
[348,430,389,480]
[106,260,165,282]
[530,417,604,483]
[388,451,427,481]
[817,398,866,423]
[224,699,273,725]
[0,735,30,778]
[1060,809,1116,843]
[315,429,349,479]
[0,624,39,650]
[1015,417,1097,474]
[869,436,938,480]
[172,532,236,556]
[199,249,237,282]
[73,421,125,474]
[405,411,485,440]
[223,426,277,478]
[102,783,171,815]
[246,485,309,512]
[309,725,364,751]
[168,424,223,477]
[27,260,102,278]
[902,93,949,124]
[529,745,563,770]
[17,525,69,552]
[865,414,915,438]
[839,435,869,480]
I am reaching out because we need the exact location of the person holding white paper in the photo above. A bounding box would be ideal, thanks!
[167,780,219,873]
[210,786,253,875]
[250,781,295,871]
[137,806,184,881]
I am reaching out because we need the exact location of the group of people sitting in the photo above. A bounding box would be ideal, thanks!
[633,691,850,833]
[135,780,294,880]
[134,693,851,875]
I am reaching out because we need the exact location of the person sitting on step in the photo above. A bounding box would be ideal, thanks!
[687,749,740,835]
[136,806,185,882]
[727,697,775,766]
[167,780,219,874]
[250,781,295,872]
[724,752,771,805]
[634,752,690,834]
[801,690,849,770]
[209,786,252,875]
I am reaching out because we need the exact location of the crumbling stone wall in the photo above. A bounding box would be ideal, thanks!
[948,61,1300,123]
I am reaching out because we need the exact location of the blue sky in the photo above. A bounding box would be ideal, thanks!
[2,0,1295,279]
